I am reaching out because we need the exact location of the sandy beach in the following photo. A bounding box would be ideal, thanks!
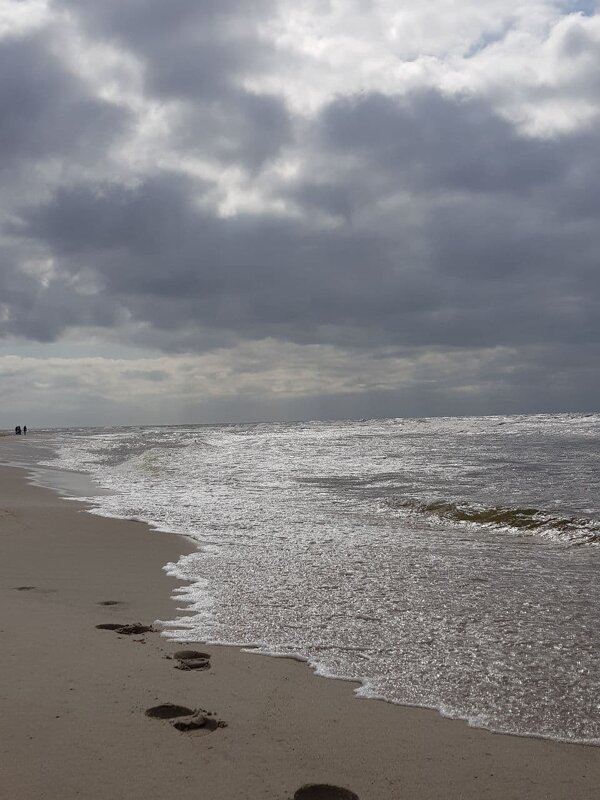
[1,461,599,800]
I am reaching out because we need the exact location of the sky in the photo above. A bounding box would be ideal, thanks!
[1,0,599,427]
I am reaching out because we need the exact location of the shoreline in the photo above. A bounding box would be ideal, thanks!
[1,463,599,799]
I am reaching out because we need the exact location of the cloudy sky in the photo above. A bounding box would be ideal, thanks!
[1,0,599,426]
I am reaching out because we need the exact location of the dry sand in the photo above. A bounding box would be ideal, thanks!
[1,461,599,799]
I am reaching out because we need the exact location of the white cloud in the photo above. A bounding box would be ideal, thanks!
[0,0,49,39]
[444,9,600,135]
[252,0,590,135]
[0,339,526,425]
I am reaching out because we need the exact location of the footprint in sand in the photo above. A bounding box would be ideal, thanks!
[13,586,37,591]
[145,703,194,719]
[95,622,153,635]
[173,649,211,671]
[98,600,124,606]
[145,703,226,733]
[293,786,359,800]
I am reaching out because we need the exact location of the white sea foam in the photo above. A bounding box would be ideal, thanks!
[35,413,600,744]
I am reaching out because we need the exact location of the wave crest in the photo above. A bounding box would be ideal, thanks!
[388,498,600,545]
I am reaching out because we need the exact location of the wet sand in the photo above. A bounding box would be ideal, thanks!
[0,462,599,799]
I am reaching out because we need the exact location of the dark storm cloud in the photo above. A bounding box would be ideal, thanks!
[16,172,431,345]
[12,79,599,353]
[58,0,281,101]
[0,255,108,341]
[317,91,561,195]
[292,90,600,347]
[175,90,291,170]
[57,0,275,74]
[56,0,291,169]
[0,33,128,164]
[0,240,124,342]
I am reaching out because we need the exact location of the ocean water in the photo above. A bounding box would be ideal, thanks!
[30,413,600,744]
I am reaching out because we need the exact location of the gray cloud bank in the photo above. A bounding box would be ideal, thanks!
[1,0,599,423]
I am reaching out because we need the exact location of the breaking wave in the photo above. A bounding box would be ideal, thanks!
[389,498,600,545]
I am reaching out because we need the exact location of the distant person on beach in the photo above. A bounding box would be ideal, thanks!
[15,425,21,435]
[23,425,27,435]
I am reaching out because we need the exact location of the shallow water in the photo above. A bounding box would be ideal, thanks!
[27,412,600,743]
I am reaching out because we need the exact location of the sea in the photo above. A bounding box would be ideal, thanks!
[8,412,600,745]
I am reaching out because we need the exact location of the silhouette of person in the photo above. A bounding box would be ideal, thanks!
[15,425,21,435]
[23,425,27,435]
